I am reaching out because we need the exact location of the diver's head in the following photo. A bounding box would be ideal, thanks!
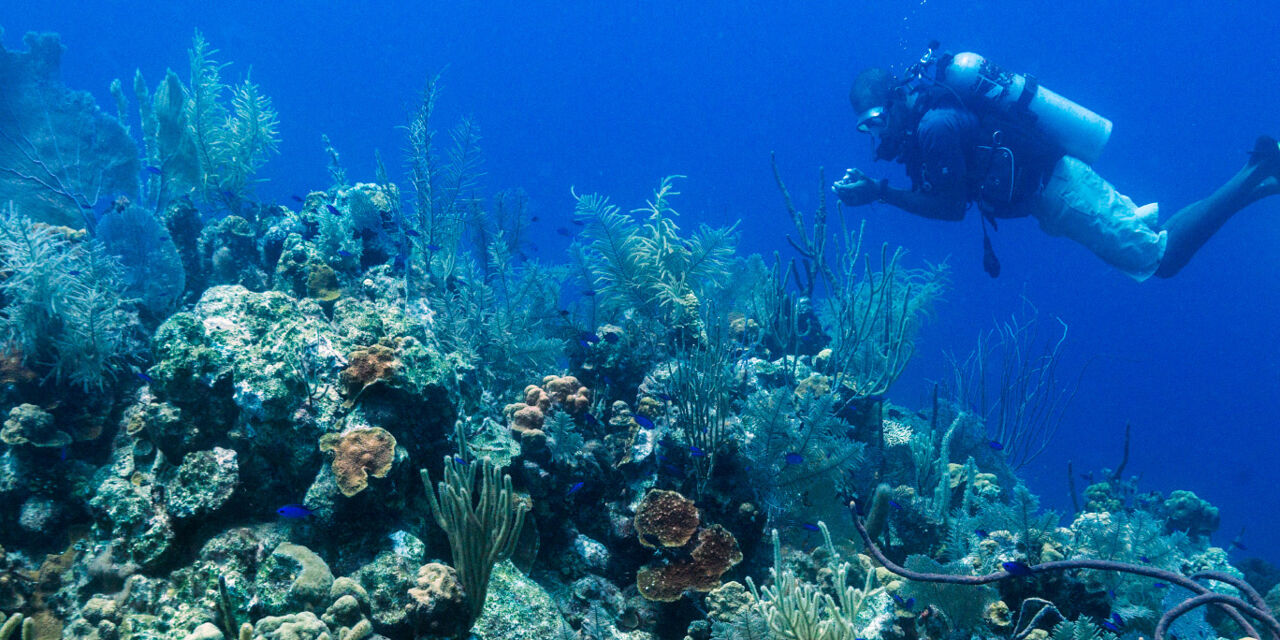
[850,67,895,134]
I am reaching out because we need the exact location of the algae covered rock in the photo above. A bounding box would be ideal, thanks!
[254,542,335,616]
[1,403,69,448]
[166,447,239,518]
[253,612,331,640]
[1163,489,1220,539]
[472,561,566,640]
[353,550,418,633]
[88,476,174,566]
[150,285,331,423]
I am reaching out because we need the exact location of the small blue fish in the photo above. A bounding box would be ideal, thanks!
[1231,540,1249,551]
[144,165,162,175]
[974,529,990,538]
[277,504,315,518]
[784,452,804,465]
[603,333,619,344]
[571,219,585,227]
[337,250,354,258]
[1101,621,1120,633]
[1001,561,1035,576]
[404,229,420,237]
[690,446,706,457]
[68,270,82,276]
[556,227,571,236]
[566,482,585,496]
[136,372,154,384]
[79,203,94,209]
[1107,589,1117,599]
[1111,613,1124,626]
[891,594,915,610]
[988,440,1004,451]
[888,500,903,510]
[576,338,591,348]
[1139,555,1151,564]
[453,456,469,466]
[800,523,820,532]
[1153,582,1167,588]
[59,446,68,461]
[425,243,443,251]
[581,290,596,297]
[530,215,540,222]
[291,194,304,202]
[582,333,601,345]
[326,204,340,215]
[653,392,673,401]
[634,415,656,430]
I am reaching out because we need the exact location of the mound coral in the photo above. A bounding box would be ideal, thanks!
[319,427,397,497]
[407,563,470,638]
[636,525,742,602]
[504,375,592,435]
[634,489,700,548]
[340,344,398,402]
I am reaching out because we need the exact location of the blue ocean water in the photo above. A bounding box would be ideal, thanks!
[4,0,1278,573]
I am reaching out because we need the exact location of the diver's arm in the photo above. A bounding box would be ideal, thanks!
[833,170,966,221]
[881,183,967,221]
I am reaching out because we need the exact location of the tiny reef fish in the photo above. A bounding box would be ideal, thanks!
[634,415,656,430]
[988,440,1004,450]
[689,446,706,457]
[556,227,571,236]
[1001,561,1035,576]
[784,452,804,465]
[291,194,304,202]
[566,482,585,496]
[277,504,314,518]
[144,165,162,174]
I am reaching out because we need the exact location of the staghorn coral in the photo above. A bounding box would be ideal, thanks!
[634,489,700,549]
[636,524,743,602]
[319,427,397,497]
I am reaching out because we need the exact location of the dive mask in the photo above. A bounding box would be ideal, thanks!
[856,106,886,133]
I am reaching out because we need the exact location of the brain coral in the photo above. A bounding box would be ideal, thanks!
[319,427,397,497]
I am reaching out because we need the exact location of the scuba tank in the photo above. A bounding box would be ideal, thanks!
[935,51,1112,164]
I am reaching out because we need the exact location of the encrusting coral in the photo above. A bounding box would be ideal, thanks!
[634,489,700,549]
[319,427,397,497]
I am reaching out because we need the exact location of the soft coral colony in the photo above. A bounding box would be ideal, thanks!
[0,25,1270,640]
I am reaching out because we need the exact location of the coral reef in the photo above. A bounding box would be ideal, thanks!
[318,427,397,498]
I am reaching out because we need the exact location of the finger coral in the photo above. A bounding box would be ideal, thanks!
[319,427,397,497]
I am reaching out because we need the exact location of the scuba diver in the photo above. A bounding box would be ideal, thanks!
[834,44,1280,280]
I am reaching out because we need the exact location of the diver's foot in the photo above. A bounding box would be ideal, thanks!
[1247,135,1280,170]
[1252,175,1280,202]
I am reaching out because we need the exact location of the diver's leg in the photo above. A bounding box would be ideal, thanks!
[1154,137,1280,278]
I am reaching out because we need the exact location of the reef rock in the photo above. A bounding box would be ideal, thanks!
[254,542,335,616]
[165,447,239,518]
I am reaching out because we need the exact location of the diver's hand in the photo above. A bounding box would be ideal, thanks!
[832,168,879,207]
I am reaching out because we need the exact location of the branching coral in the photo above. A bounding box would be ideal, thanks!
[421,456,528,632]
[574,176,740,328]
[319,427,397,497]
[0,206,141,390]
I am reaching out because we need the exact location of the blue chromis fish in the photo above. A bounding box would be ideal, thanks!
[689,445,706,457]
[566,481,585,496]
[1138,555,1151,564]
[144,165,162,175]
[974,529,990,538]
[888,500,903,510]
[136,371,154,384]
[425,243,443,251]
[453,456,468,465]
[1153,582,1168,588]
[1101,621,1120,632]
[784,452,804,465]
[291,194,304,202]
[1001,561,1035,576]
[988,440,1005,450]
[337,250,354,258]
[799,523,820,532]
[404,228,420,237]
[582,332,601,345]
[1111,613,1125,627]
[326,203,340,215]
[556,227,571,236]
[634,415,656,430]
[277,504,314,518]
[603,332,620,344]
